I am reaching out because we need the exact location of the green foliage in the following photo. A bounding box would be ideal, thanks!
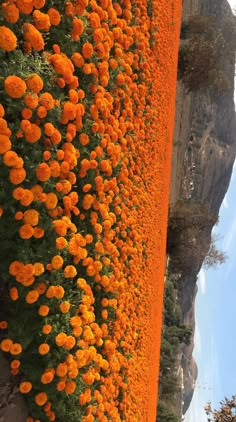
[157,400,180,422]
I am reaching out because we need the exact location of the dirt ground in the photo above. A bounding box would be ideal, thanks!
[0,352,27,422]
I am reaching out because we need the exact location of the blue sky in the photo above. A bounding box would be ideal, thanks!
[185,163,236,422]
[184,2,236,420]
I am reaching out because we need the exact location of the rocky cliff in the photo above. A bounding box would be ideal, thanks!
[169,0,236,415]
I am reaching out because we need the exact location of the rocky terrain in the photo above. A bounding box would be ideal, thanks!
[169,0,236,416]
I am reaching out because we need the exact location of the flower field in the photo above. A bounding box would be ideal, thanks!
[0,0,181,421]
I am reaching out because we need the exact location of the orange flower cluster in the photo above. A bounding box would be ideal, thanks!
[0,0,182,421]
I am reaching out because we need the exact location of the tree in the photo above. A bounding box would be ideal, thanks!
[203,240,227,269]
[157,400,180,422]
[205,395,236,421]
[178,14,236,92]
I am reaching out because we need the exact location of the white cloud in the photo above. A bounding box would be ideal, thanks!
[227,0,236,12]
[232,160,236,181]
[198,268,206,295]
[222,195,229,209]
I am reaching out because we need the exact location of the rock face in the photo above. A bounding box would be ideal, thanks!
[169,0,236,415]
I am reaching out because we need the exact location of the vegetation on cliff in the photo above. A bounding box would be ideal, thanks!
[178,13,236,93]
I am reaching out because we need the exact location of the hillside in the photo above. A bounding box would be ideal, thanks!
[166,0,236,417]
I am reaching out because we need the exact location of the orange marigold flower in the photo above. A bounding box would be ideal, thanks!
[9,167,26,185]
[23,209,39,226]
[9,287,19,301]
[59,301,70,313]
[21,108,33,119]
[54,286,65,299]
[53,220,67,236]
[71,52,84,68]
[56,381,66,391]
[31,184,43,200]
[14,211,23,221]
[65,380,76,394]
[9,261,21,275]
[26,74,43,93]
[23,23,44,51]
[33,227,45,238]
[13,187,26,202]
[82,194,94,210]
[55,332,67,347]
[2,3,19,23]
[79,133,89,146]
[10,359,20,369]
[20,189,34,206]
[47,8,61,25]
[37,105,47,118]
[3,151,19,167]
[19,381,32,394]
[36,163,51,182]
[56,363,67,377]
[24,93,39,109]
[44,192,58,209]
[38,343,50,355]
[51,255,63,270]
[89,12,100,29]
[42,324,52,334]
[93,28,104,43]
[4,76,26,98]
[1,338,13,352]
[0,117,9,134]
[0,26,17,51]
[63,265,77,278]
[82,42,94,59]
[65,1,75,16]
[0,135,11,155]
[33,0,45,8]
[72,18,84,37]
[9,343,22,355]
[0,104,5,118]
[44,122,55,136]
[38,305,49,317]
[33,10,51,32]
[15,0,33,14]
[0,321,7,329]
[20,119,31,132]
[35,392,48,406]
[56,237,67,249]
[51,129,61,144]
[34,262,44,276]
[41,370,55,384]
[64,335,75,350]
[39,92,55,110]
[19,224,34,239]
[25,290,39,304]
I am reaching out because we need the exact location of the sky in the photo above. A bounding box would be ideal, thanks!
[184,1,236,420]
